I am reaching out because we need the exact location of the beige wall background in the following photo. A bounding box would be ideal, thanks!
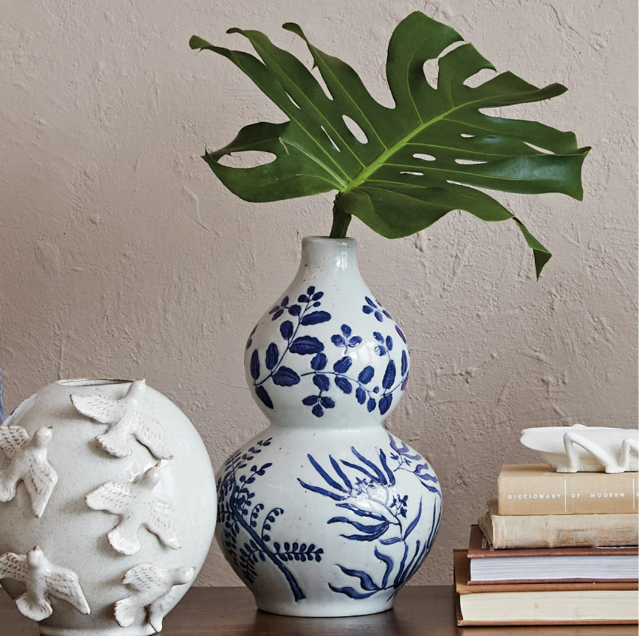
[1,0,637,587]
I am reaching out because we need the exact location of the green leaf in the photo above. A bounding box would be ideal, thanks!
[190,12,589,277]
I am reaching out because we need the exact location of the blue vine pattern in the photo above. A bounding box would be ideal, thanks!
[217,437,323,602]
[248,287,409,418]
[298,434,441,600]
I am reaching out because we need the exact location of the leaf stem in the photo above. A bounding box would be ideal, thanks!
[329,195,351,238]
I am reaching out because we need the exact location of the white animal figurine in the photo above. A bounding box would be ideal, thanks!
[71,380,173,460]
[520,424,639,473]
[0,425,58,517]
[86,463,180,555]
[0,546,90,621]
[114,563,195,631]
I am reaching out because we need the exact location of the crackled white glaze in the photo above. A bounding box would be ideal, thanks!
[0,380,216,636]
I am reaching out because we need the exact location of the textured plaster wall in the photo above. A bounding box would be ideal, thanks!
[0,0,637,587]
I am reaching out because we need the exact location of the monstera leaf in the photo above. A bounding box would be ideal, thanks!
[190,12,589,277]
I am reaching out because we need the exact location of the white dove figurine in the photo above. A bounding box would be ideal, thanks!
[86,464,181,555]
[70,380,173,460]
[0,546,90,621]
[114,563,195,632]
[0,425,58,517]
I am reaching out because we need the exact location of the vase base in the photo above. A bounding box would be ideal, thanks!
[256,597,395,618]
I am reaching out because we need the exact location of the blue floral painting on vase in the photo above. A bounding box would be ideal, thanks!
[298,433,441,600]
[246,287,410,419]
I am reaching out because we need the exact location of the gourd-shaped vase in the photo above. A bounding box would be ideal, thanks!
[0,379,217,635]
[217,237,441,617]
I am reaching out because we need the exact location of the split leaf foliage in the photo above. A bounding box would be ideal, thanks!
[190,12,589,277]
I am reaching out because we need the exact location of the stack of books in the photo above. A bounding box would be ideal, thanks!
[455,464,639,626]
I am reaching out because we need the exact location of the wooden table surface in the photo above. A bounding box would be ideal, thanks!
[1,586,635,635]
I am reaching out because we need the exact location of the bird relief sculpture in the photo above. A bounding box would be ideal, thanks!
[85,464,181,556]
[0,425,58,518]
[0,547,90,621]
[521,424,639,473]
[114,563,195,632]
[70,380,173,460]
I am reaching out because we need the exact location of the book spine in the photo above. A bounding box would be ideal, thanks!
[486,512,639,549]
[498,470,638,515]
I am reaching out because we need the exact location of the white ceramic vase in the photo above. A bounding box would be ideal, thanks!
[216,237,442,617]
[0,379,216,636]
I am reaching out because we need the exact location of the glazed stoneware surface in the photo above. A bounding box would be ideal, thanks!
[217,238,442,617]
[0,379,217,636]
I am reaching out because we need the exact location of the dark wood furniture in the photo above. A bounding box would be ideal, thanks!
[1,586,635,635]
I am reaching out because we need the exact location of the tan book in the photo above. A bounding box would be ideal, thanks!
[479,499,639,549]
[498,464,639,515]
[454,550,639,626]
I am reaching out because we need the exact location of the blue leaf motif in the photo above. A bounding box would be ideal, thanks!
[329,584,378,600]
[280,320,294,340]
[288,304,301,316]
[349,336,362,348]
[341,324,352,337]
[290,336,324,355]
[272,367,301,387]
[311,352,328,370]
[355,387,366,404]
[331,335,346,347]
[379,394,393,415]
[396,325,407,343]
[265,343,279,370]
[380,536,402,545]
[300,311,331,326]
[302,395,318,406]
[358,366,375,384]
[367,398,376,412]
[386,335,393,351]
[401,350,408,376]
[297,478,348,501]
[336,566,379,591]
[313,374,330,391]
[374,547,394,588]
[311,404,324,418]
[382,360,396,389]
[254,386,273,409]
[335,376,352,394]
[250,350,260,380]
[373,332,384,343]
[320,396,335,409]
[333,356,352,373]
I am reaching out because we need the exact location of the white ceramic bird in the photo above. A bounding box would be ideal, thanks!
[0,546,90,621]
[114,563,195,632]
[70,380,173,460]
[0,425,58,517]
[85,464,180,555]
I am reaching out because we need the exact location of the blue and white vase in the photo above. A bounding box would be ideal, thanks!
[217,237,441,617]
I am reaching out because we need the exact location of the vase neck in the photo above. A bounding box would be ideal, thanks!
[298,237,360,279]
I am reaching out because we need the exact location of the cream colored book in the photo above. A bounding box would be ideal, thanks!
[479,500,639,549]
[498,464,638,515]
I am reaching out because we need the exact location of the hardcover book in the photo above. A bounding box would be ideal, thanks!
[454,550,639,626]
[498,464,638,515]
[467,525,638,583]
[479,499,639,549]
